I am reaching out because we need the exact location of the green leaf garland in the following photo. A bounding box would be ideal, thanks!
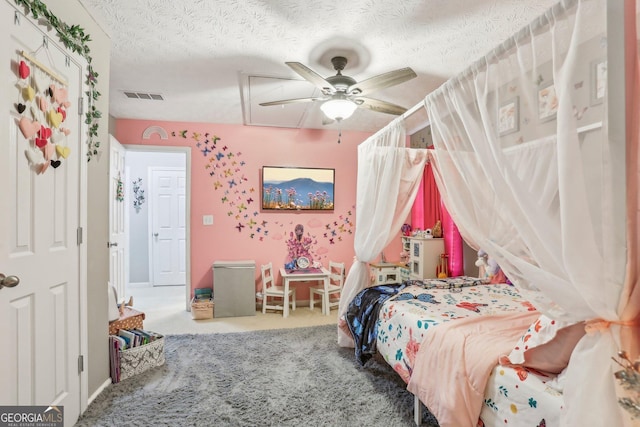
[14,0,102,161]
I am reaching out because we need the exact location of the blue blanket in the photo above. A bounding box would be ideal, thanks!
[345,283,408,365]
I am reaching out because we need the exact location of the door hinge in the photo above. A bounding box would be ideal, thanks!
[77,227,83,245]
[78,97,84,116]
[78,355,84,374]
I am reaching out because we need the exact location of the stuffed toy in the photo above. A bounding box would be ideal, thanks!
[475,249,508,284]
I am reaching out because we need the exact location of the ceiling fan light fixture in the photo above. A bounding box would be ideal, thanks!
[320,98,357,121]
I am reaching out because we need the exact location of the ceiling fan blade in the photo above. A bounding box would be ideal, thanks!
[259,96,322,107]
[348,68,417,97]
[356,97,408,116]
[286,62,336,94]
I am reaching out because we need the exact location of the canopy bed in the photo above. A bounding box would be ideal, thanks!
[337,0,639,426]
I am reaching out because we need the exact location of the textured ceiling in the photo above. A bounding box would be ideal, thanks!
[79,0,558,133]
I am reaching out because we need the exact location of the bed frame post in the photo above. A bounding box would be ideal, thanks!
[413,393,423,425]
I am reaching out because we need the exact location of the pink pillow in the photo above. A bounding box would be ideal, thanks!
[499,315,586,374]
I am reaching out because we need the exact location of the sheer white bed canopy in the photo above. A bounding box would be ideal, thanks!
[338,0,639,425]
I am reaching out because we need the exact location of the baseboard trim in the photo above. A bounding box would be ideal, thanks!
[88,378,111,406]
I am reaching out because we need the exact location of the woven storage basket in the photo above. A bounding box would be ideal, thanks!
[119,335,165,382]
[191,297,214,320]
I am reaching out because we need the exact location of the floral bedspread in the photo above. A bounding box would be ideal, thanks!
[479,363,564,427]
[376,283,535,383]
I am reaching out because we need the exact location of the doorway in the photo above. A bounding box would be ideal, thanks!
[122,145,191,313]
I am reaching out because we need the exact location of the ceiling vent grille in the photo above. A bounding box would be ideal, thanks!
[123,91,164,101]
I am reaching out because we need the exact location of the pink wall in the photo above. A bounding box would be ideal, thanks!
[115,119,379,300]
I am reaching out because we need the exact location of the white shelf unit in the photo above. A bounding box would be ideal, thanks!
[408,237,444,280]
[370,262,411,285]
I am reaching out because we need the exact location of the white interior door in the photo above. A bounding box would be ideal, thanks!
[0,2,85,424]
[150,168,186,286]
[109,136,126,298]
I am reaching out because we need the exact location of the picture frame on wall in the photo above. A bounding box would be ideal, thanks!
[537,81,558,122]
[261,166,335,211]
[590,59,607,105]
[497,96,519,136]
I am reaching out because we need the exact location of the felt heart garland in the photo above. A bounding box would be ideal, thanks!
[22,85,35,102]
[57,106,66,122]
[55,145,70,159]
[43,143,55,160]
[51,132,64,144]
[38,125,52,139]
[18,60,30,79]
[19,117,41,139]
[38,96,49,112]
[47,109,63,128]
[14,58,73,173]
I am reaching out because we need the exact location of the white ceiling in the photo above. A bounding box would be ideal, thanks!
[78,0,558,134]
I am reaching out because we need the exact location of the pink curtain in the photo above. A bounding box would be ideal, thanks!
[442,204,464,277]
[411,163,442,230]
[412,162,464,276]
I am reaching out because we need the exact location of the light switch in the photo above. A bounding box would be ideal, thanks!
[203,215,214,225]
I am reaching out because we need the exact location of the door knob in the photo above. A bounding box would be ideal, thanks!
[0,273,20,289]
[153,233,158,237]
[107,242,118,248]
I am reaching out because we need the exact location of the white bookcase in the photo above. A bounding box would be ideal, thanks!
[408,237,444,279]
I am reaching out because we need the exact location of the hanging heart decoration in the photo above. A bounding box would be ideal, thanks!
[13,55,76,173]
[38,96,49,112]
[24,148,45,169]
[50,85,68,104]
[39,159,49,174]
[22,85,35,102]
[18,117,41,139]
[43,143,55,160]
[38,125,52,139]
[51,132,64,144]
[47,109,63,128]
[55,145,70,159]
[57,106,66,122]
[18,60,30,79]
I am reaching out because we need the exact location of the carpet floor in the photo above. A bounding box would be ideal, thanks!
[75,324,439,426]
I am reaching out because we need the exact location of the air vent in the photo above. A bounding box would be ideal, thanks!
[123,91,164,101]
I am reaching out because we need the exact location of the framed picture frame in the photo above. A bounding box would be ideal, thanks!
[537,81,558,122]
[261,166,335,211]
[590,59,607,105]
[497,96,519,136]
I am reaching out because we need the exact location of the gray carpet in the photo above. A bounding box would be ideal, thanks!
[75,324,439,426]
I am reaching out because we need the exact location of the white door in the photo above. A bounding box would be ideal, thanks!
[150,168,186,286]
[0,2,85,425]
[109,136,126,298]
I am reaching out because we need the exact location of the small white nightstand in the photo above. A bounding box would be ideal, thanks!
[370,261,410,285]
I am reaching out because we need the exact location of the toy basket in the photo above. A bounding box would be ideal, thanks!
[191,297,214,320]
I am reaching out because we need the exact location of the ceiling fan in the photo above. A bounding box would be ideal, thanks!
[259,56,417,123]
